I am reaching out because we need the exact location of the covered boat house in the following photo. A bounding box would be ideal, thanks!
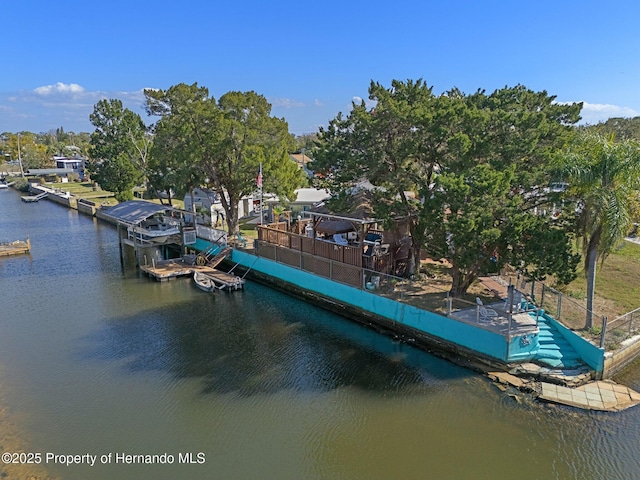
[99,200,192,266]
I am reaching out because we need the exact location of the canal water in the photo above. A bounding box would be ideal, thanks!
[1,189,640,480]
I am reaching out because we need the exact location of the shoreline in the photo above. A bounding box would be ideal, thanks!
[0,386,58,480]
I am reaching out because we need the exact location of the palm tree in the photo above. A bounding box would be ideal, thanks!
[560,132,640,329]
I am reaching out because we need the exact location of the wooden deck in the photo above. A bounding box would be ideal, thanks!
[0,238,31,256]
[139,257,244,290]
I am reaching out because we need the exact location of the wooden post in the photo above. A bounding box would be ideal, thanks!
[531,279,535,301]
[600,316,608,349]
[557,292,562,321]
[117,223,124,267]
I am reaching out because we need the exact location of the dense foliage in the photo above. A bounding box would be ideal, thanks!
[313,79,583,295]
[145,83,305,233]
[88,99,149,202]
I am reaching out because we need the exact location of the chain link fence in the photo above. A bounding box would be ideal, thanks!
[602,307,640,351]
[492,273,611,347]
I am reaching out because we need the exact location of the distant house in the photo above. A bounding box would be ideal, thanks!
[183,188,225,227]
[54,156,86,179]
[289,187,330,212]
[264,187,330,221]
[289,153,314,178]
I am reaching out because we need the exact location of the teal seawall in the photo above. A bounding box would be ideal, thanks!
[231,250,537,368]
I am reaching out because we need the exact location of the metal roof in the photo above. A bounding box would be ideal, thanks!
[26,168,75,175]
[100,200,171,225]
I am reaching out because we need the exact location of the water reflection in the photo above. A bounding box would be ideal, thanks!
[78,283,471,397]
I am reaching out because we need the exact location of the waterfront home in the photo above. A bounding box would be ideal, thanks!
[54,155,86,179]
[263,187,331,222]
[183,188,225,227]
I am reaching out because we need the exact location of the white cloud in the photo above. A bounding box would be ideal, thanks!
[579,102,639,124]
[558,100,640,125]
[0,85,151,133]
[314,99,324,107]
[34,82,86,96]
[269,97,305,108]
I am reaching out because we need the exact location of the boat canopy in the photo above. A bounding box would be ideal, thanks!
[101,200,171,226]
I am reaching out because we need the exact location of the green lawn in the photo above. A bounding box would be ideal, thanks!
[564,241,640,320]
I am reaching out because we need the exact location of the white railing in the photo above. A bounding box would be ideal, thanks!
[196,224,227,245]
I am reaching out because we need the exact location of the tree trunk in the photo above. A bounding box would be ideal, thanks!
[223,199,239,235]
[584,229,601,330]
[449,265,476,297]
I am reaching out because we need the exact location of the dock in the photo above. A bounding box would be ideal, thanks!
[21,191,49,202]
[139,257,244,290]
[0,238,31,256]
[489,371,640,412]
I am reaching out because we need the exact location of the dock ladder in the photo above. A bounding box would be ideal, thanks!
[196,242,232,268]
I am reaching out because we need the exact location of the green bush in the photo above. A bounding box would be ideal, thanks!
[14,178,29,192]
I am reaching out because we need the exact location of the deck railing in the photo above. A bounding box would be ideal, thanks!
[255,240,368,288]
[257,225,364,268]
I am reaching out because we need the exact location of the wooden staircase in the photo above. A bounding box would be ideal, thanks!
[197,244,231,268]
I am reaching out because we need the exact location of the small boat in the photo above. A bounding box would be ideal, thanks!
[193,271,215,293]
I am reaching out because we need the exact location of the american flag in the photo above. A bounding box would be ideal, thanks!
[257,164,262,188]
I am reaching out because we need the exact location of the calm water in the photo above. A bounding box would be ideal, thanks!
[1,189,640,480]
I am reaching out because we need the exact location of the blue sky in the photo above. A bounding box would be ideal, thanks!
[2,0,639,135]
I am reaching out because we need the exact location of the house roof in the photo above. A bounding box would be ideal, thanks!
[101,200,171,225]
[26,168,75,175]
[292,188,330,204]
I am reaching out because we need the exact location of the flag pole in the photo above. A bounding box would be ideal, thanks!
[258,162,263,225]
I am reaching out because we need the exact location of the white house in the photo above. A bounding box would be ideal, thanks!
[264,187,330,221]
[183,188,225,227]
[54,156,85,179]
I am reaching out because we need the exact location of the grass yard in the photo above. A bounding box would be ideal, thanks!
[48,181,117,203]
[565,240,640,320]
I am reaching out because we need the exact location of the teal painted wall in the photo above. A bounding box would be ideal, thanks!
[232,250,520,363]
[541,311,605,372]
[506,332,540,363]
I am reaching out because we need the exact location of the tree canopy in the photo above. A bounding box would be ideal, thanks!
[313,79,583,295]
[145,83,305,233]
[88,99,149,201]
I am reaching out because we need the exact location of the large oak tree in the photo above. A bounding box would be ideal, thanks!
[313,80,582,295]
[145,83,304,234]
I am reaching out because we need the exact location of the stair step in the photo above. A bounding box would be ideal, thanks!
[538,333,556,340]
[536,350,564,360]
[536,346,581,357]
[537,358,565,368]
[533,318,587,369]
[539,338,572,347]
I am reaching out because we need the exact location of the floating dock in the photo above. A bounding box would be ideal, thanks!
[21,192,49,202]
[139,257,244,290]
[0,238,31,256]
